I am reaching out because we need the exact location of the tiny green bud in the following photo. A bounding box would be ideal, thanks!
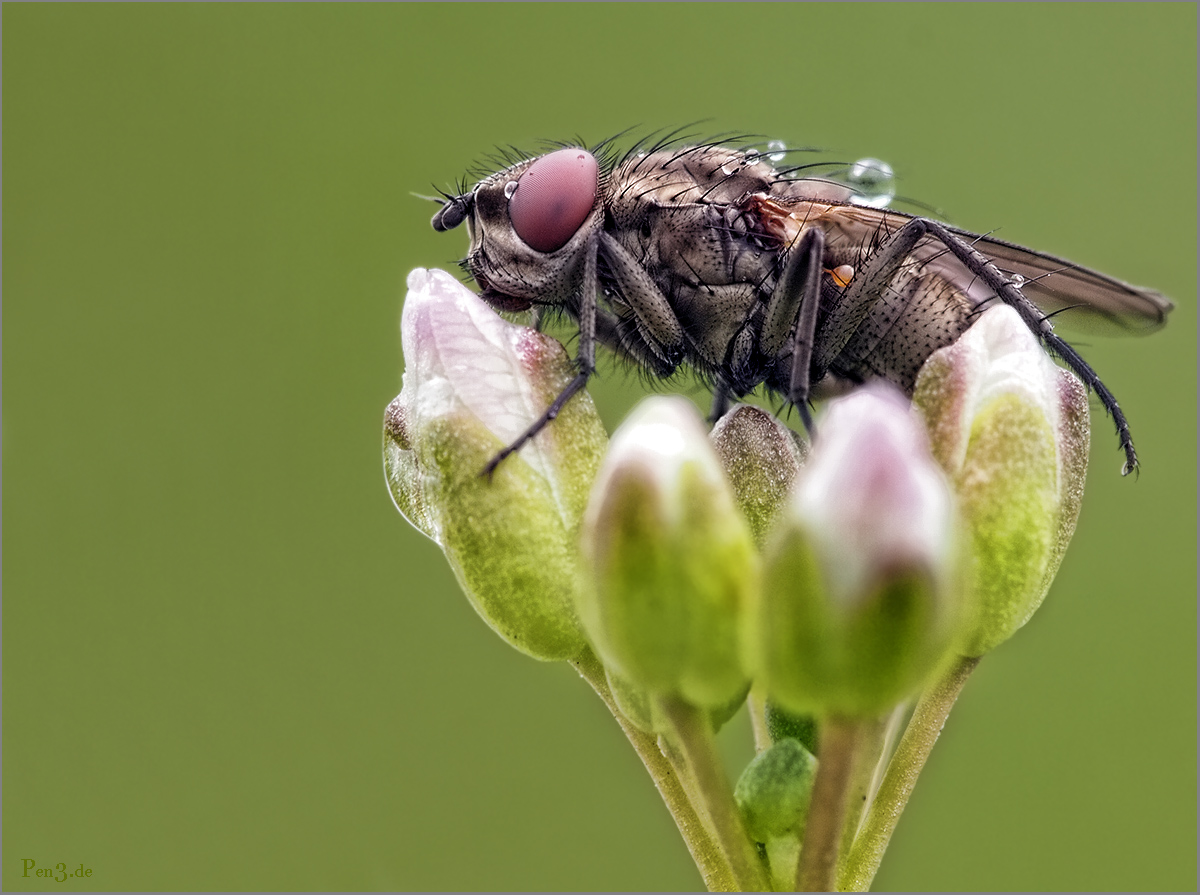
[606,666,748,734]
[765,702,819,757]
[913,305,1090,656]
[383,268,607,660]
[760,384,965,716]
[734,737,819,842]
[579,397,758,708]
[605,664,658,734]
[709,680,753,733]
[710,404,809,546]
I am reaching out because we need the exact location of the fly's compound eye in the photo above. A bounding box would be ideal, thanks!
[507,148,598,253]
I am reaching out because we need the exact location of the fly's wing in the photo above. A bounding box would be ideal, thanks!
[942,225,1173,335]
[780,196,1174,336]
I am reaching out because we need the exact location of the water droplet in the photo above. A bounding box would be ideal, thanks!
[503,181,518,199]
[848,158,895,208]
[767,140,788,163]
[744,148,760,161]
[1010,274,1026,289]
[720,163,735,176]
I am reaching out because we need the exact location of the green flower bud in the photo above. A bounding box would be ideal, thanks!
[579,397,758,708]
[605,665,749,734]
[710,404,809,547]
[605,664,658,734]
[383,268,607,660]
[734,737,818,842]
[913,304,1090,656]
[764,702,819,757]
[760,384,965,717]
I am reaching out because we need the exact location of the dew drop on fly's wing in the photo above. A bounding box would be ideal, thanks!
[848,157,896,209]
[767,140,787,163]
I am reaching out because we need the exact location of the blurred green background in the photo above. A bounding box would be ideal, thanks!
[4,4,1195,891]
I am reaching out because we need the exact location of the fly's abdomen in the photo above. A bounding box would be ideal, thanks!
[828,268,977,394]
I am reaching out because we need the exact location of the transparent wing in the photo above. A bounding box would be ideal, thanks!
[942,226,1173,335]
[777,195,1174,336]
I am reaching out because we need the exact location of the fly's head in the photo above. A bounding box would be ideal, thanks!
[431,148,603,312]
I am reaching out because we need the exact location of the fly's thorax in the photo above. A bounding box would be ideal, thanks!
[602,202,778,373]
[609,145,778,210]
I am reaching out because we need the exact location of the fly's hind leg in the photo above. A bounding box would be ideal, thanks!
[916,219,1139,475]
[763,218,940,440]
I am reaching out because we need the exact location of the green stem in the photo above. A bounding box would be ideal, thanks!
[571,651,735,892]
[837,713,890,865]
[749,688,771,754]
[659,695,771,892]
[795,716,864,892]
[656,731,721,840]
[839,655,981,892]
[765,835,801,892]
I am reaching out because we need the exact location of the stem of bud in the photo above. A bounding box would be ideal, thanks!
[658,696,771,892]
[796,717,865,891]
[838,655,981,891]
[570,650,736,891]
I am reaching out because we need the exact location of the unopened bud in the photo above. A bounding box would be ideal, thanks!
[760,384,964,716]
[710,404,808,547]
[579,397,757,708]
[735,737,819,843]
[383,268,606,660]
[913,305,1089,656]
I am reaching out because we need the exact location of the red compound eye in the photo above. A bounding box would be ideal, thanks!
[508,148,598,253]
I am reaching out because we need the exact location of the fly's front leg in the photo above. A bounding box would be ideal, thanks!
[481,233,600,478]
[919,220,1139,475]
[598,232,687,367]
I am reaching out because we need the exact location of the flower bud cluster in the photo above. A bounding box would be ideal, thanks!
[384,271,1089,721]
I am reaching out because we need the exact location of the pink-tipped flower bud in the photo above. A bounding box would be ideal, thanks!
[578,397,758,708]
[383,268,607,660]
[760,383,965,716]
[913,304,1089,656]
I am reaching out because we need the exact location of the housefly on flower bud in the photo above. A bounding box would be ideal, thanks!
[429,133,1173,476]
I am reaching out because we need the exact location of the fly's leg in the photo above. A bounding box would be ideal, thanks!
[709,380,732,423]
[764,220,931,437]
[786,230,838,436]
[786,234,824,436]
[598,232,687,366]
[810,219,931,373]
[759,227,825,436]
[481,233,599,478]
[918,220,1139,475]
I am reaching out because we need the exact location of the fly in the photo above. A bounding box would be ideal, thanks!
[429,135,1173,476]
